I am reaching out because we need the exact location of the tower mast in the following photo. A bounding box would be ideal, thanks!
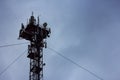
[19,13,51,80]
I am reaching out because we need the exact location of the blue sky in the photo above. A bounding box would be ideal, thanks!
[0,0,120,80]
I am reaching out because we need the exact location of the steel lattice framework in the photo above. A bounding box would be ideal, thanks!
[19,13,51,80]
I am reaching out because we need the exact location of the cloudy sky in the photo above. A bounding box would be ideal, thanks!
[0,0,120,80]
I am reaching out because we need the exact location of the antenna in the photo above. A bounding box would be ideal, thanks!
[32,11,34,16]
[38,16,40,25]
[18,13,51,80]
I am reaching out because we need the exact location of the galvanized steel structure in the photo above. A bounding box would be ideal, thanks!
[19,13,51,80]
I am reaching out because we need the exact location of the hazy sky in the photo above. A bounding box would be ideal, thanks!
[0,0,120,80]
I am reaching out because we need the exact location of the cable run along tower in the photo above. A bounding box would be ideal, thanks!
[18,13,51,80]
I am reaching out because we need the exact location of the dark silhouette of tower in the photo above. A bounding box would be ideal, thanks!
[19,12,51,80]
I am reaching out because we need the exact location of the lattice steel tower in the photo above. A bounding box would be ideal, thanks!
[18,13,51,80]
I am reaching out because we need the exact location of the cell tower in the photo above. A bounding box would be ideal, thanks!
[18,13,51,80]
